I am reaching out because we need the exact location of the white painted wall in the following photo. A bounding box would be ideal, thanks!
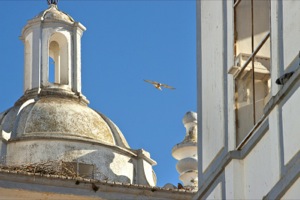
[281,81,300,165]
[199,0,226,172]
[282,1,300,69]
[281,177,300,200]
[243,130,280,199]
[195,0,300,199]
[7,140,134,183]
[224,160,244,199]
[205,182,222,200]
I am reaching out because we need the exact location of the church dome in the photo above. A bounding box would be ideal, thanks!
[0,1,157,187]
[34,4,74,23]
[0,87,129,148]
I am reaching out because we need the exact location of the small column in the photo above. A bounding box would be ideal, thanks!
[172,111,198,190]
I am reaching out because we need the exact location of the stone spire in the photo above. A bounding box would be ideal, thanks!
[172,111,198,190]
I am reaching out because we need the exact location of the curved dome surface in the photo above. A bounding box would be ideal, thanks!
[35,4,74,23]
[17,97,114,143]
[0,95,129,148]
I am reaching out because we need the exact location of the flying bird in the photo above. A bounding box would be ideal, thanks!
[275,71,294,85]
[144,79,175,90]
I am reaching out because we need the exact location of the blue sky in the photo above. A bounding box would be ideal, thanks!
[0,0,196,187]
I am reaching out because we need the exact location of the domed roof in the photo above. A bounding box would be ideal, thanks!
[34,4,74,23]
[0,88,129,148]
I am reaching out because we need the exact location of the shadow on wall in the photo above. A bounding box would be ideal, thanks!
[63,148,132,184]
[0,142,132,185]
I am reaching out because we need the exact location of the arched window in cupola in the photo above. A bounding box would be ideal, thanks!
[48,32,69,85]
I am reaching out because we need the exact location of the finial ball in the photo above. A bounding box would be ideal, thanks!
[182,111,197,125]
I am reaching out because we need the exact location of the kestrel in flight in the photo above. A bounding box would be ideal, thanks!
[144,79,175,90]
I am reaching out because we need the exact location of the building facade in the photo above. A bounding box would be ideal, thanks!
[195,0,300,199]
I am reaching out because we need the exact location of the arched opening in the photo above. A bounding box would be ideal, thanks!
[48,33,69,85]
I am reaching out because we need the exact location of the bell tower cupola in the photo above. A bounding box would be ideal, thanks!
[20,0,86,99]
[0,0,158,188]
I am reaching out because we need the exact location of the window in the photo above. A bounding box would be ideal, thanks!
[229,0,271,145]
[48,33,69,85]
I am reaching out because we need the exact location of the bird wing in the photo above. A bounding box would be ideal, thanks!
[144,79,158,85]
[161,83,175,90]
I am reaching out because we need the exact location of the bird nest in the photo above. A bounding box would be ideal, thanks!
[0,160,79,178]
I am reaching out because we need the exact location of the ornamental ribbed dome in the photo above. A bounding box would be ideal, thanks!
[34,4,74,23]
[0,87,130,149]
[0,2,158,187]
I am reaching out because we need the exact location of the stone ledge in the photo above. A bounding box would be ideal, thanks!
[15,85,89,106]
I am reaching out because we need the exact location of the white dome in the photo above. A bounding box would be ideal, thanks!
[34,4,74,23]
[0,87,129,148]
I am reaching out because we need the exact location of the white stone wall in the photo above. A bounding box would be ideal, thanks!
[282,1,300,69]
[195,0,300,199]
[199,0,227,172]
[281,82,300,165]
[205,183,222,200]
[281,177,300,200]
[242,129,280,199]
[224,160,244,199]
[6,140,134,183]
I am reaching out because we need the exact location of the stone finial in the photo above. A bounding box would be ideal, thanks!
[172,111,198,191]
[182,111,197,143]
